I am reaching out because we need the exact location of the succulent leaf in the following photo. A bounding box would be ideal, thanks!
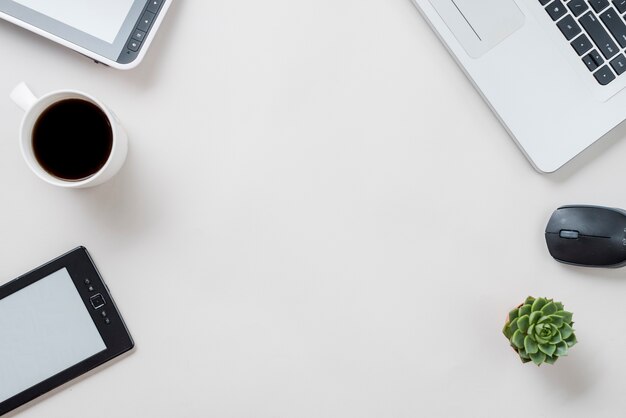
[555,342,568,356]
[549,315,564,327]
[541,302,557,315]
[566,334,578,348]
[509,318,519,333]
[529,311,542,325]
[512,330,525,348]
[534,323,553,344]
[524,336,539,354]
[519,305,532,316]
[544,356,558,365]
[504,297,577,366]
[503,324,512,339]
[518,349,532,364]
[529,351,547,365]
[560,323,573,340]
[517,315,530,333]
[531,298,548,312]
[549,330,562,344]
[555,311,573,323]
[539,343,556,356]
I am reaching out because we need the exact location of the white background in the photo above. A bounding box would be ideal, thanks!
[13,0,135,43]
[1,0,626,417]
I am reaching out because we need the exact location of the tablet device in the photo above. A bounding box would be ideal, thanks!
[0,0,172,69]
[0,247,134,416]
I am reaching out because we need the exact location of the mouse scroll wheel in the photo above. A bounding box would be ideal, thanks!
[559,230,580,239]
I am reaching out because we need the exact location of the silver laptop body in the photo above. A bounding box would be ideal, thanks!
[412,0,626,172]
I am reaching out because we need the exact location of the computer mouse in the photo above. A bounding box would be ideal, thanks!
[545,205,626,268]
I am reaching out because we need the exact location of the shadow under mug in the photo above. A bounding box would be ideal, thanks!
[10,82,128,188]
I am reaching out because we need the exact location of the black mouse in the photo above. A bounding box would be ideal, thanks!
[545,205,626,268]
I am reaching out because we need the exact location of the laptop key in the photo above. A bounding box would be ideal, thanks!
[557,15,582,40]
[600,8,626,47]
[583,54,599,71]
[539,0,551,5]
[546,0,568,20]
[579,12,619,59]
[614,0,626,13]
[610,53,626,74]
[589,0,610,12]
[590,49,605,65]
[594,65,616,84]
[568,0,589,16]
[571,34,593,55]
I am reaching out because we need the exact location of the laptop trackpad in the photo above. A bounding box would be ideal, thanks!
[428,0,525,58]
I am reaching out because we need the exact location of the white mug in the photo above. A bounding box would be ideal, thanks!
[10,82,128,188]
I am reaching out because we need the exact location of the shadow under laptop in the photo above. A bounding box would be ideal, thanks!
[545,118,626,182]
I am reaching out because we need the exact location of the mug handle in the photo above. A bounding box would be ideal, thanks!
[10,82,38,112]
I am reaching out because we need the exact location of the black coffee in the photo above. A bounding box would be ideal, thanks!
[33,99,113,181]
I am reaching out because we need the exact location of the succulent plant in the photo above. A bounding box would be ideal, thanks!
[503,296,577,366]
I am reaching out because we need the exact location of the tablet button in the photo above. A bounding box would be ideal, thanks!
[90,293,106,309]
[84,278,91,285]
[128,40,141,52]
[104,317,111,325]
[137,11,156,31]
[147,0,162,13]
[101,311,107,317]
[132,29,146,42]
[88,285,95,292]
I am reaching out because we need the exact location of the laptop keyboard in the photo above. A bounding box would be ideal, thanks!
[543,0,626,85]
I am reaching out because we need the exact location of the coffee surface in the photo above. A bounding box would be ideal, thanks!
[33,99,113,181]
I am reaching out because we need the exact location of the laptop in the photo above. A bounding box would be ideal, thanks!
[0,0,172,69]
[411,0,626,172]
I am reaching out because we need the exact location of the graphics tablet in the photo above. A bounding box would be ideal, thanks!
[0,0,172,69]
[0,247,134,416]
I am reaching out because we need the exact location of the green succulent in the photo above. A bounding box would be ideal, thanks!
[503,296,577,366]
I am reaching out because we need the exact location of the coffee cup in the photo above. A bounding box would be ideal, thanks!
[10,82,128,188]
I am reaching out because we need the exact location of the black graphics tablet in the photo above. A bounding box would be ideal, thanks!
[0,0,172,69]
[0,247,134,416]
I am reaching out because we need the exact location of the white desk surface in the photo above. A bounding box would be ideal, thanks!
[2,1,626,417]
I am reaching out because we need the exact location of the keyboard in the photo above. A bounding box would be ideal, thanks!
[543,0,626,85]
